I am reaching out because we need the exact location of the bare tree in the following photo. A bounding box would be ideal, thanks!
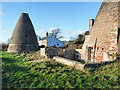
[51,28,63,39]
[36,35,41,40]
[69,36,76,41]
[7,38,11,44]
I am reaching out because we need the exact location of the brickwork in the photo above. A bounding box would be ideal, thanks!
[88,2,119,62]
[89,19,94,34]
[118,2,120,54]
[7,13,39,52]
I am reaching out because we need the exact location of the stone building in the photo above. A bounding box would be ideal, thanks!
[80,1,120,62]
[7,13,39,52]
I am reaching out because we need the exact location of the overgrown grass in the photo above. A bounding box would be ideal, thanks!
[1,51,119,88]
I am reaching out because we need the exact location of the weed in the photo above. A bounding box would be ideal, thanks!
[2,51,119,88]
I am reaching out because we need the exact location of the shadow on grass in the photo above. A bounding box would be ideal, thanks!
[2,57,29,73]
[2,57,36,88]
[84,59,119,69]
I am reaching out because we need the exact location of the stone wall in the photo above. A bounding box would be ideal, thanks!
[53,56,85,70]
[40,48,85,62]
[40,48,58,58]
[63,49,85,62]
[53,56,117,70]
[64,49,78,60]
[74,35,90,61]
[75,49,85,61]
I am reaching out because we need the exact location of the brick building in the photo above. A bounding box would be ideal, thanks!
[81,1,120,62]
[7,13,39,52]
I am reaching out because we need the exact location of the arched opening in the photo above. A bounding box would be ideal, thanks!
[39,45,45,48]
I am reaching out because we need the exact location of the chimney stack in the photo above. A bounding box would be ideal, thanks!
[89,19,94,34]
[46,32,48,37]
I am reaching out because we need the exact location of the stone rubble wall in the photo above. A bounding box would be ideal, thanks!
[64,49,80,60]
[41,48,85,61]
[75,49,85,61]
[40,48,58,58]
[53,56,85,70]
[82,35,90,50]
[75,35,91,61]
[53,56,117,70]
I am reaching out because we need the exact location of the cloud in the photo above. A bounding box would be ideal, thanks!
[0,12,2,15]
[0,11,4,15]
[73,31,77,34]
[3,30,7,33]
[78,30,84,34]
[36,29,47,36]
[14,21,17,25]
[72,30,84,35]
[50,27,56,31]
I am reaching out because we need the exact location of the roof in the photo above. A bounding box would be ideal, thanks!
[40,34,52,40]
[39,34,64,43]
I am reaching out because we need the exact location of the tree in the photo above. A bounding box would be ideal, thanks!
[73,34,85,44]
[7,38,11,44]
[69,36,77,41]
[50,28,63,39]
[36,35,41,40]
[85,31,89,35]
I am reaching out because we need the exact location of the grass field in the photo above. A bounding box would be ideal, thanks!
[1,51,120,88]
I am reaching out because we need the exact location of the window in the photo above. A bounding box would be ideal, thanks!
[102,47,104,50]
[57,44,59,46]
[25,35,28,37]
[97,47,99,50]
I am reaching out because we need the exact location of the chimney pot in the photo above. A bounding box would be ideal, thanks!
[46,32,48,37]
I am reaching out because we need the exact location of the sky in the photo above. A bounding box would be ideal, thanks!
[1,2,102,43]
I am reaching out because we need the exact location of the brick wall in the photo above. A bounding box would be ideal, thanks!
[88,2,119,62]
[118,1,120,54]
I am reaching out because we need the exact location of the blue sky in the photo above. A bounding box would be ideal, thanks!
[1,2,102,43]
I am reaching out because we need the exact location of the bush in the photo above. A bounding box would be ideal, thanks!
[65,44,83,49]
[73,34,85,44]
[0,43,8,51]
[85,31,89,35]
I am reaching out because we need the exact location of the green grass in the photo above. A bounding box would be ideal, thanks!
[1,51,120,88]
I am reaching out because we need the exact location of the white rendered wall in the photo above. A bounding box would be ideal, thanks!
[38,41,42,46]
[47,35,64,47]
